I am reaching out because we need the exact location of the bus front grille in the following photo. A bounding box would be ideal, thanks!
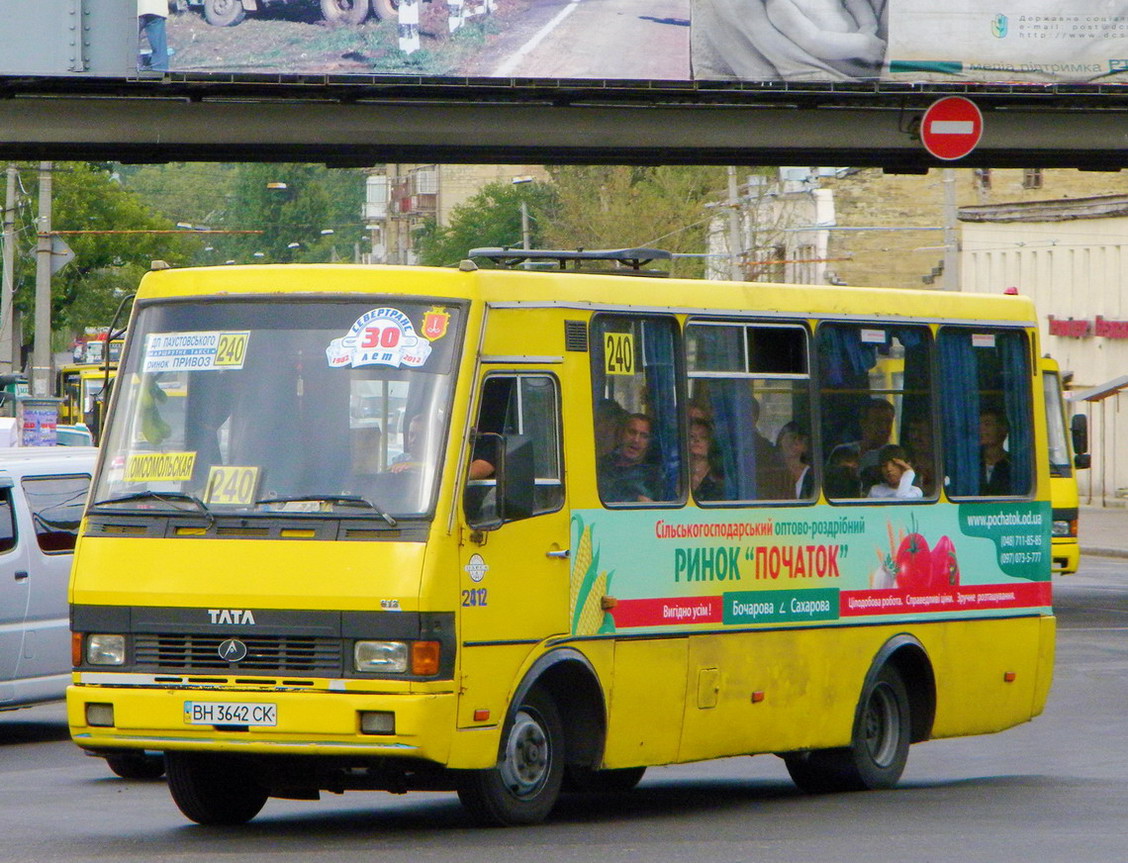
[132,634,342,673]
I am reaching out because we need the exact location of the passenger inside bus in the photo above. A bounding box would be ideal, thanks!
[748,397,792,500]
[825,443,862,498]
[598,413,661,503]
[904,413,936,496]
[853,398,895,488]
[689,418,725,501]
[390,414,426,473]
[867,444,923,500]
[979,406,1012,495]
[594,398,629,458]
[776,420,813,499]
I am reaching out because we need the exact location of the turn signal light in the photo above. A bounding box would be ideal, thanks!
[411,641,440,676]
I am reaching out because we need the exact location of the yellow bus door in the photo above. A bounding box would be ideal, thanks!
[455,370,571,729]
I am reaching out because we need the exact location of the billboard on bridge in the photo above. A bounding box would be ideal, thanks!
[135,0,1128,85]
[5,1,1128,87]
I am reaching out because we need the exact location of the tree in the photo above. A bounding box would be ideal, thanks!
[415,180,559,267]
[205,164,368,265]
[543,166,731,278]
[2,162,197,352]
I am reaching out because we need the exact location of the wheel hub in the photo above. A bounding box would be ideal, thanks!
[500,710,550,798]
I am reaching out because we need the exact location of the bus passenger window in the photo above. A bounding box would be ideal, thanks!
[686,321,811,503]
[591,316,682,506]
[817,323,933,501]
[938,328,1032,498]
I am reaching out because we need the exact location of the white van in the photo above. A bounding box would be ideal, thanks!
[0,447,97,710]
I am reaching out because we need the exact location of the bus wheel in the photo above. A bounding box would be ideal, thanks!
[166,753,268,825]
[563,765,646,793]
[458,688,564,825]
[784,665,910,793]
[105,752,165,780]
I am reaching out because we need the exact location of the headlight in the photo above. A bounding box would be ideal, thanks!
[1052,519,1074,538]
[86,634,126,666]
[354,640,408,673]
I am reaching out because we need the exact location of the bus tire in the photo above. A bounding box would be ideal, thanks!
[166,753,268,825]
[105,751,166,780]
[563,765,646,793]
[321,0,369,24]
[203,0,246,26]
[784,664,910,793]
[457,687,564,825]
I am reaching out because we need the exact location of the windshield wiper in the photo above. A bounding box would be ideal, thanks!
[252,494,397,527]
[92,490,215,526]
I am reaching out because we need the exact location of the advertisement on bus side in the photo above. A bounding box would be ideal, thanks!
[567,502,1052,637]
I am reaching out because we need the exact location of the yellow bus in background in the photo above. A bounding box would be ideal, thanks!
[1041,356,1089,574]
[67,253,1055,826]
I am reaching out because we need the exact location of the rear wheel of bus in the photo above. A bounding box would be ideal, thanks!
[166,752,269,825]
[457,687,564,825]
[784,664,910,793]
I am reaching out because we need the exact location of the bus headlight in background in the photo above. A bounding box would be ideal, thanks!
[86,635,126,666]
[354,641,408,673]
[1052,519,1077,538]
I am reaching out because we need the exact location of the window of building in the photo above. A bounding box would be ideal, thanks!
[1022,168,1044,190]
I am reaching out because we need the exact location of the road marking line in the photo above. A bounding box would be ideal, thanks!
[492,0,583,77]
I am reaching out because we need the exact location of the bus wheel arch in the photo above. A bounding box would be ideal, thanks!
[457,649,606,824]
[878,634,936,745]
[784,635,934,794]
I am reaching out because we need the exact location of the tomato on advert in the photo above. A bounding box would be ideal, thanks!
[895,533,932,592]
[930,535,960,589]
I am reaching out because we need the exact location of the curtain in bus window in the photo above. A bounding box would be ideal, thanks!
[642,320,680,501]
[999,334,1033,495]
[939,329,1031,498]
[939,333,980,497]
[697,326,759,501]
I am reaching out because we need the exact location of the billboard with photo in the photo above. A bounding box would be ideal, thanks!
[136,1,1128,85]
[5,1,1128,87]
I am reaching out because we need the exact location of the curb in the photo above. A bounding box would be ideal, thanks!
[1080,546,1128,559]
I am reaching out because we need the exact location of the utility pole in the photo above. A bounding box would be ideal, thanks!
[942,168,960,291]
[1,165,16,375]
[727,166,743,281]
[32,161,52,396]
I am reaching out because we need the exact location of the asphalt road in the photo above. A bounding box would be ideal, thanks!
[462,0,691,79]
[1,558,1125,862]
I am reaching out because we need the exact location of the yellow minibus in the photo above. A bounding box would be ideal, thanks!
[67,251,1055,826]
[1040,356,1089,574]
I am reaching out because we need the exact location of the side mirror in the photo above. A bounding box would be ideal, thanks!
[499,434,534,523]
[464,433,535,528]
[1070,413,1089,468]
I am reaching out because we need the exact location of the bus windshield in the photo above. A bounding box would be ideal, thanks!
[1043,368,1072,477]
[91,297,463,519]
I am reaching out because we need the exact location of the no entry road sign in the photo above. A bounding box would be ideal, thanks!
[920,96,983,161]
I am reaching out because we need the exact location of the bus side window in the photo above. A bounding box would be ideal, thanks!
[938,328,1032,498]
[817,323,934,501]
[591,315,682,506]
[686,321,810,503]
